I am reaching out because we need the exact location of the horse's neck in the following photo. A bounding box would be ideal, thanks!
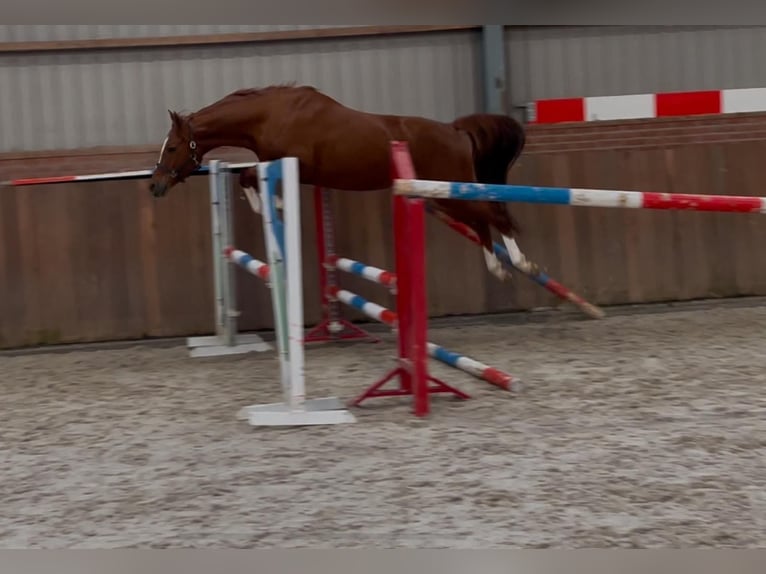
[191,100,267,157]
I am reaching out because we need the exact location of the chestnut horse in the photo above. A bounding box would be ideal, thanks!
[148,84,529,280]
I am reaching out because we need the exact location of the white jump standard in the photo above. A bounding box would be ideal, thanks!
[215,158,356,427]
[187,160,272,358]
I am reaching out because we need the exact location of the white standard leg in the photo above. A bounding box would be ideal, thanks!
[237,158,356,427]
[187,333,272,358]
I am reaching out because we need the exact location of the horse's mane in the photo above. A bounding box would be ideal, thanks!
[224,82,306,99]
[185,82,317,120]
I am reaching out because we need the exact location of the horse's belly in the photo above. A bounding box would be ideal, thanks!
[314,144,392,191]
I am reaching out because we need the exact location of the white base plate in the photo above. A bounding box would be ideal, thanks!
[237,396,357,427]
[186,333,272,358]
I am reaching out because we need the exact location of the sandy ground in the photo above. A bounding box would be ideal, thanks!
[2,300,766,549]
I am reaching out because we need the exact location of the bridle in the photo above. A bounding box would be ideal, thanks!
[154,132,202,183]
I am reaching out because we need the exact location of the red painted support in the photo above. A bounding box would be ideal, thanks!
[349,141,470,416]
[394,187,412,396]
[304,185,378,344]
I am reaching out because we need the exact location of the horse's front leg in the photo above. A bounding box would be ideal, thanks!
[239,169,284,215]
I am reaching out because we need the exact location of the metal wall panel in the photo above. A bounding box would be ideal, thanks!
[505,26,766,107]
[0,30,481,153]
[0,25,349,42]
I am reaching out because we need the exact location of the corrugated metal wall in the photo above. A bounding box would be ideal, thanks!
[0,29,481,153]
[0,25,350,42]
[505,26,766,107]
[7,26,766,153]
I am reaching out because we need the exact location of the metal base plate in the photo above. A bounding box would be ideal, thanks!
[237,396,357,426]
[186,333,272,358]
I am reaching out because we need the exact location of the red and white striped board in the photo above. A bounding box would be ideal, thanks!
[1,162,258,187]
[528,87,766,125]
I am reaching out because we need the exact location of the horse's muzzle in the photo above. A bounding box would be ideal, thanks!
[149,181,168,197]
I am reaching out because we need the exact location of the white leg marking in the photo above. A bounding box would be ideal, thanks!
[242,186,262,215]
[503,236,533,274]
[243,186,285,217]
[484,248,511,281]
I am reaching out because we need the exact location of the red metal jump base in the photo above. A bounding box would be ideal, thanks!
[303,317,381,344]
[349,365,471,416]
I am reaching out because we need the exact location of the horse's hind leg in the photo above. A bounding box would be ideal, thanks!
[487,202,537,275]
[475,221,512,282]
[501,235,535,275]
[428,198,512,282]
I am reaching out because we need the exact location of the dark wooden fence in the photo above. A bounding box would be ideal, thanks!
[2,114,766,349]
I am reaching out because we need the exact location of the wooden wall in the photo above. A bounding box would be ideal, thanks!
[2,114,766,350]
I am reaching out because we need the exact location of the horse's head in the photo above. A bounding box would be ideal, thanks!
[149,110,202,198]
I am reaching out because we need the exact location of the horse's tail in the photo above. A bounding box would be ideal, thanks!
[451,113,526,235]
[451,113,526,186]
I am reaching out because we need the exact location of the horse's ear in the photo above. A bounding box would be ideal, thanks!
[168,110,182,129]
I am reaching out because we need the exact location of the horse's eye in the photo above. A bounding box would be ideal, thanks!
[167,146,177,152]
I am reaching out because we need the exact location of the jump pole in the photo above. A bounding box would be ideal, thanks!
[424,206,605,319]
[394,179,766,213]
[287,189,604,323]
[224,247,270,281]
[2,168,208,187]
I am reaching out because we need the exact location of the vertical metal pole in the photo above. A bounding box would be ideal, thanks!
[390,141,421,395]
[283,158,306,410]
[317,186,343,334]
[259,161,291,403]
[219,164,237,347]
[314,186,339,333]
[392,194,412,395]
[208,160,225,340]
[391,141,427,415]
[407,196,429,418]
[481,25,506,115]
